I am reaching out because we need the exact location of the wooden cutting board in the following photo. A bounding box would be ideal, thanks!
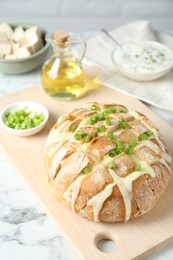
[0,67,173,260]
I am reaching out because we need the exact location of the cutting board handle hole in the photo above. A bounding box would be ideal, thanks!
[94,232,116,253]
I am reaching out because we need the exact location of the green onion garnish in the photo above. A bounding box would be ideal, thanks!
[118,119,129,129]
[97,125,106,132]
[109,149,117,157]
[146,131,154,137]
[102,107,116,116]
[84,167,91,174]
[98,114,105,121]
[109,161,117,169]
[126,138,136,155]
[135,164,141,171]
[129,138,136,146]
[116,140,124,154]
[106,117,112,126]
[138,133,148,141]
[138,131,153,141]
[74,130,86,141]
[126,147,134,155]
[90,104,99,110]
[110,107,116,113]
[102,109,111,116]
[71,124,77,132]
[78,130,85,136]
[87,118,95,125]
[87,113,105,125]
[5,112,10,117]
[87,114,98,125]
[107,131,114,140]
[85,135,91,143]
[74,133,82,141]
[4,109,45,130]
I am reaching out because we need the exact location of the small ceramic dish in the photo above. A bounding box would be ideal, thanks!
[0,101,49,136]
[112,41,173,81]
[0,23,49,74]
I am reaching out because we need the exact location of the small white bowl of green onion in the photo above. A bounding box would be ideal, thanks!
[0,101,49,136]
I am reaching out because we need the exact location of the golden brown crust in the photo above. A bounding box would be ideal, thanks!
[75,166,113,212]
[43,103,172,222]
[132,175,156,213]
[119,129,136,144]
[113,153,136,177]
[87,135,115,160]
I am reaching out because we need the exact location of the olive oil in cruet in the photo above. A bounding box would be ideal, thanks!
[41,30,86,100]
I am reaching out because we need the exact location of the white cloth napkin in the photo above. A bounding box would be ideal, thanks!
[83,21,173,111]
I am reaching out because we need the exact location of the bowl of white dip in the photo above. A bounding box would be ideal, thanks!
[112,41,173,81]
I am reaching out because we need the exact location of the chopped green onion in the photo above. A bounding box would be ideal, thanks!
[110,107,116,113]
[87,112,106,125]
[74,130,86,140]
[97,125,106,132]
[5,112,10,117]
[87,114,97,125]
[90,104,99,110]
[106,117,112,126]
[102,109,111,116]
[118,119,124,124]
[116,140,124,154]
[74,133,82,141]
[138,133,148,141]
[87,113,101,125]
[109,161,117,169]
[126,138,136,155]
[4,109,45,130]
[78,130,85,136]
[84,167,91,174]
[109,149,117,157]
[107,131,114,140]
[129,138,136,146]
[71,124,77,132]
[85,135,91,143]
[87,118,95,125]
[118,119,129,129]
[126,147,133,155]
[138,131,153,141]
[135,164,141,171]
[98,114,105,121]
[102,107,116,116]
[146,131,154,137]
[126,146,134,155]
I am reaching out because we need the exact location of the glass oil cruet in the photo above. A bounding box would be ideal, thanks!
[41,30,86,100]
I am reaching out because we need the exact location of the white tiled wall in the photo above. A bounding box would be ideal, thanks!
[0,0,173,32]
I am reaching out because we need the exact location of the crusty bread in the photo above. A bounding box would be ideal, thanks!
[43,103,172,222]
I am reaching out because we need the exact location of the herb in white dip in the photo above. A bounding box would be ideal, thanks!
[114,42,173,73]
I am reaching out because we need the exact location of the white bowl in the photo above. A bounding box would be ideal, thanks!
[112,41,173,81]
[0,101,49,136]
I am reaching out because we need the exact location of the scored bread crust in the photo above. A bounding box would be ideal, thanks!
[43,103,172,222]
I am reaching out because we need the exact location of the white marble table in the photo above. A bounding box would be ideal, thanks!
[0,65,173,260]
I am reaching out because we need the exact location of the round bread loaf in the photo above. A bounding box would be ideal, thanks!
[43,103,172,222]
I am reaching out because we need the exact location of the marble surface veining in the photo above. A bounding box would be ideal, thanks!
[0,41,173,260]
[0,151,78,260]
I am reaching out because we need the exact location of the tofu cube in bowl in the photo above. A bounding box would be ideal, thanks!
[0,23,49,74]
